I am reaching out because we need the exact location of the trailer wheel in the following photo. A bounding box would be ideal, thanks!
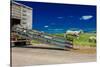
[14,42,26,47]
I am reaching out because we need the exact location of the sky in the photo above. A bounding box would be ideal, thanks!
[16,1,96,34]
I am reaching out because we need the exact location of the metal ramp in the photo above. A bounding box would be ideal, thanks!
[12,26,73,48]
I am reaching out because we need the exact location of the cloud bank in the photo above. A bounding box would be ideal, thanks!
[44,25,49,28]
[80,15,93,20]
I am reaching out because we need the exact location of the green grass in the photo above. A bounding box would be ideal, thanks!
[30,33,96,47]
[31,40,41,44]
[73,33,96,47]
[51,33,96,47]
[53,33,64,37]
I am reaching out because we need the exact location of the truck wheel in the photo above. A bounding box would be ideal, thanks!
[15,42,26,47]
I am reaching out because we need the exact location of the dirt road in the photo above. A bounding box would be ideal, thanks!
[11,46,96,67]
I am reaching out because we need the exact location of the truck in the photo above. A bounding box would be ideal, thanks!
[11,31,31,47]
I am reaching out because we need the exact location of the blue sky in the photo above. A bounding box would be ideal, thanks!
[16,1,96,34]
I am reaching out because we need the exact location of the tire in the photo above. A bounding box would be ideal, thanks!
[14,42,26,47]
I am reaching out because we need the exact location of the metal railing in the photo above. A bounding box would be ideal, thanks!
[12,26,73,48]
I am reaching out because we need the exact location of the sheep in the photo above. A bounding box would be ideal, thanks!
[89,36,96,43]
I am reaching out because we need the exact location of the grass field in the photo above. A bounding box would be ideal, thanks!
[53,33,96,47]
[31,39,41,44]
[73,33,96,47]
[31,33,96,47]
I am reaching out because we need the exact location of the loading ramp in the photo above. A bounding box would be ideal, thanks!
[11,25,73,49]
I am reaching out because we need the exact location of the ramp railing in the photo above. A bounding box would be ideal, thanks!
[12,26,73,48]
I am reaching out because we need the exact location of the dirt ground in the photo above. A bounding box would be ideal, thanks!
[11,44,96,67]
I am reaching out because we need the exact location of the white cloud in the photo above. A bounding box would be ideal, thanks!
[80,15,93,20]
[57,17,63,19]
[44,25,48,28]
